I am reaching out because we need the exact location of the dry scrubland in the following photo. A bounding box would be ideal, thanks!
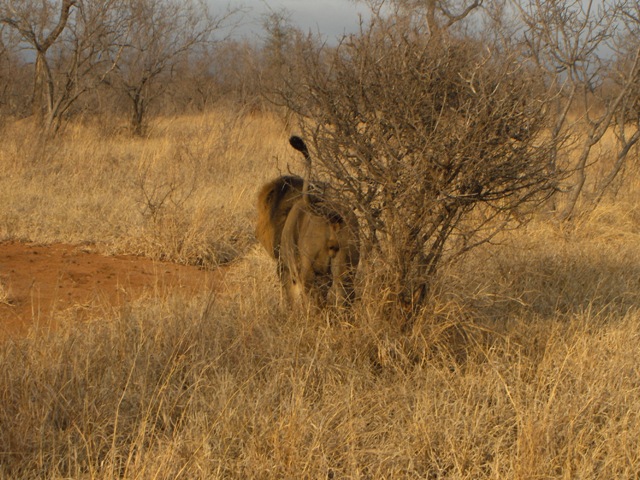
[1,109,640,478]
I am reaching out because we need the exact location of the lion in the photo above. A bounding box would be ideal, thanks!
[256,136,359,307]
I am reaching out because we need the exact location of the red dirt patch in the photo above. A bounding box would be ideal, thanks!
[0,242,218,339]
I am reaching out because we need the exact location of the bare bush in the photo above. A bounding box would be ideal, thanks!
[278,14,561,319]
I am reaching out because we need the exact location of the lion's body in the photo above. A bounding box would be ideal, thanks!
[256,137,360,307]
[280,200,359,306]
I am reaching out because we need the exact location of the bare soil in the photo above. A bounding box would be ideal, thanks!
[0,242,218,339]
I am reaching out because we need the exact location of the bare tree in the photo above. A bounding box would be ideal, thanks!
[278,14,561,320]
[356,0,483,34]
[514,0,640,219]
[210,39,263,107]
[103,0,238,135]
[0,0,123,134]
[1,0,75,130]
[595,1,640,202]
[260,9,300,87]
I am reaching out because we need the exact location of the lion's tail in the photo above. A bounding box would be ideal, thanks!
[289,135,310,161]
[289,136,312,206]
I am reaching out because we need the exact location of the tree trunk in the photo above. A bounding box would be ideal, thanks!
[130,92,146,136]
[32,54,47,126]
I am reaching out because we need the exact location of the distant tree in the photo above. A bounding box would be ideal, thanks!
[0,25,32,116]
[0,0,123,134]
[172,45,218,112]
[1,0,75,130]
[103,0,239,135]
[257,9,303,112]
[513,0,640,219]
[596,1,640,202]
[355,0,483,33]
[209,39,263,107]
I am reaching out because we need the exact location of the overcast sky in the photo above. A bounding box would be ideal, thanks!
[213,0,370,41]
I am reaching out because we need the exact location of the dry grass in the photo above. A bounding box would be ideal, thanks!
[0,109,295,265]
[1,110,640,478]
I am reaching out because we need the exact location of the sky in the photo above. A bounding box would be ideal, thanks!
[212,0,371,42]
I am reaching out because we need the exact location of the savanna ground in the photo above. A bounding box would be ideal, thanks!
[1,109,640,478]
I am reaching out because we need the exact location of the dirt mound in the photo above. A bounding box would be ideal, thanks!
[0,242,218,339]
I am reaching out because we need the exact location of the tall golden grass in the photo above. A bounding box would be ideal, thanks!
[1,109,640,478]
